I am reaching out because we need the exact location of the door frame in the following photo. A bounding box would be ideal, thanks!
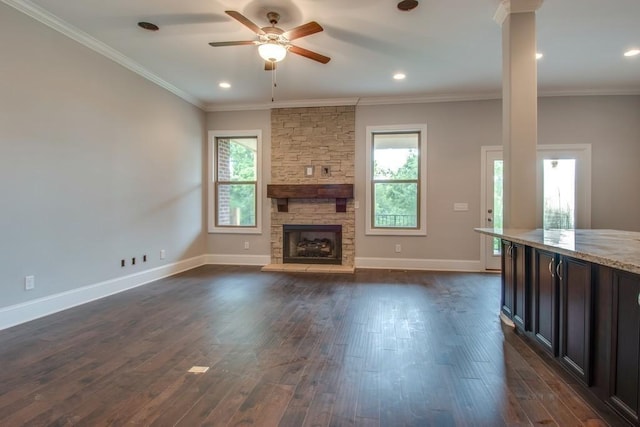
[480,144,592,271]
[480,146,503,270]
[536,144,592,229]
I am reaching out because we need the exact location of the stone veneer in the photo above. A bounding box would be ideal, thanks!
[270,106,355,266]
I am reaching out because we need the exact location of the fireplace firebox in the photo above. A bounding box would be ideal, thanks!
[283,224,342,265]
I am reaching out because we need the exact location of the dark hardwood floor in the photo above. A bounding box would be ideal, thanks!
[0,266,626,426]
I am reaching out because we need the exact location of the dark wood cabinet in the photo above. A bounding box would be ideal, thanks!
[531,248,558,356]
[609,270,640,424]
[501,240,515,319]
[501,241,528,331]
[497,236,640,425]
[558,256,593,386]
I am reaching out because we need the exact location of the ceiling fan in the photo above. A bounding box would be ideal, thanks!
[209,10,331,70]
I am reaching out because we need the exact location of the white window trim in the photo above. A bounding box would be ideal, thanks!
[208,130,263,234]
[365,124,428,236]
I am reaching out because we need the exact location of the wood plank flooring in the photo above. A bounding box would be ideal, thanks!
[0,266,626,426]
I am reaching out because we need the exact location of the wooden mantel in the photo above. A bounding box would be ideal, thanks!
[266,184,354,213]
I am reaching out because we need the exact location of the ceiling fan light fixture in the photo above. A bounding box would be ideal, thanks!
[258,42,287,63]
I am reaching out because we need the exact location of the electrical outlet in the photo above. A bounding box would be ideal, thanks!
[395,244,402,253]
[25,275,35,290]
[244,241,250,250]
[160,249,166,260]
[121,259,126,267]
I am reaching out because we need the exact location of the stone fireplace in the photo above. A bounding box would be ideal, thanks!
[267,106,355,270]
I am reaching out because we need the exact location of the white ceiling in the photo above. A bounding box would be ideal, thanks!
[6,0,640,110]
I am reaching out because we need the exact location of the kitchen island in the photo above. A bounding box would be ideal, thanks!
[476,227,640,426]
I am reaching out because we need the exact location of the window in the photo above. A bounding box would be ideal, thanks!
[366,124,427,236]
[208,130,262,234]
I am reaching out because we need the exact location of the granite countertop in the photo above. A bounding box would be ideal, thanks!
[475,228,640,275]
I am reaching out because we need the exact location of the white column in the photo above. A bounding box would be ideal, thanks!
[495,0,542,229]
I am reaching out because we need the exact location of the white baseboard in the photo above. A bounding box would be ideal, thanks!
[0,255,206,331]
[0,254,485,331]
[205,254,271,266]
[355,257,483,272]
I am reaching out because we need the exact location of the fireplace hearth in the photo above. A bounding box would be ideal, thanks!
[283,224,342,265]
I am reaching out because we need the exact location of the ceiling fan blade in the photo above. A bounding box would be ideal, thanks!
[225,10,265,35]
[264,61,276,71]
[283,21,323,41]
[209,40,257,47]
[289,45,331,64]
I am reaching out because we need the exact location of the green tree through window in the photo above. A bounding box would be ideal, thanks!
[372,132,420,229]
[216,137,257,227]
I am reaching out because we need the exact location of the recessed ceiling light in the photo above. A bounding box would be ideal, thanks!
[219,82,231,89]
[624,49,640,57]
[393,73,406,80]
[536,52,543,60]
[137,22,159,31]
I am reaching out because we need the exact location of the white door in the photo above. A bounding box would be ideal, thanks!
[481,147,503,270]
[537,144,591,229]
[480,144,591,271]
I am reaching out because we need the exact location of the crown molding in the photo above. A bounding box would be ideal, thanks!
[206,88,640,112]
[357,92,503,106]
[2,0,206,110]
[205,97,360,112]
[538,88,640,97]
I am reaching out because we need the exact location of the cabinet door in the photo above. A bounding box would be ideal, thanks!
[558,256,592,385]
[501,240,515,318]
[512,243,528,331]
[610,270,640,423]
[532,248,558,355]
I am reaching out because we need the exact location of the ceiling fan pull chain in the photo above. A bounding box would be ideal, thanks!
[271,63,277,102]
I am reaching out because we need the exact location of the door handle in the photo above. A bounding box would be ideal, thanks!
[556,259,563,280]
[548,259,555,278]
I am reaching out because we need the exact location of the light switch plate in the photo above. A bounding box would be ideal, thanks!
[304,166,314,177]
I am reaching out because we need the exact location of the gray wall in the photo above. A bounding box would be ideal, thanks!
[205,110,272,257]
[0,3,206,309]
[207,96,640,262]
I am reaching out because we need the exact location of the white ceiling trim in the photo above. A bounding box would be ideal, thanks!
[206,88,640,112]
[2,0,205,109]
[205,97,360,112]
[538,88,640,97]
[357,93,502,106]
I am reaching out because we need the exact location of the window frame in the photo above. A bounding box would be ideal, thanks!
[365,124,427,236]
[208,130,262,234]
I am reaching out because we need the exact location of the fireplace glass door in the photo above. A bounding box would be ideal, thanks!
[283,225,342,265]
